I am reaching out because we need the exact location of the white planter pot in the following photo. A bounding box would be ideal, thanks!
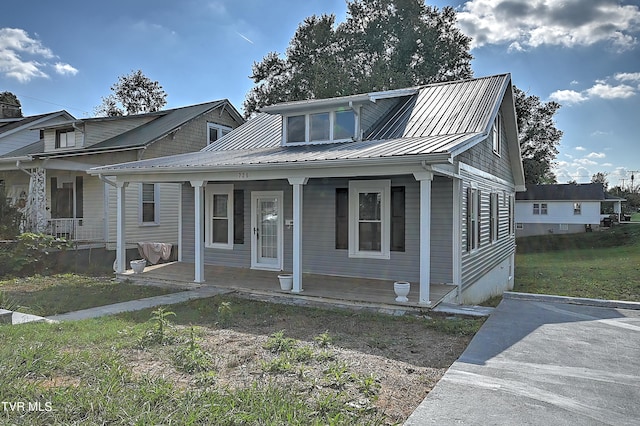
[394,281,410,302]
[130,259,147,274]
[278,274,293,291]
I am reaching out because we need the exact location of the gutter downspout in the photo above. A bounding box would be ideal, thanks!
[16,160,32,176]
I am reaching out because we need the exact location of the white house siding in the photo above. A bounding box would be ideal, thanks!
[77,176,104,241]
[143,108,240,159]
[106,182,181,249]
[180,175,453,284]
[515,200,601,237]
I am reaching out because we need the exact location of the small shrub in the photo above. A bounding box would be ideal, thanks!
[356,373,381,398]
[138,307,178,347]
[217,301,232,326]
[289,345,314,363]
[314,330,333,347]
[263,330,297,353]
[260,354,293,373]
[172,326,214,374]
[323,361,351,389]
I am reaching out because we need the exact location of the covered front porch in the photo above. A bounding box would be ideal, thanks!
[118,261,458,309]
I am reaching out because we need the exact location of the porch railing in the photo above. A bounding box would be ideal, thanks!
[46,218,105,243]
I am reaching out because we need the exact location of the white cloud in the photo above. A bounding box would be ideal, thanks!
[54,62,78,76]
[0,27,77,83]
[587,152,606,159]
[550,74,639,105]
[575,146,586,151]
[576,158,598,166]
[457,0,640,50]
[549,89,587,104]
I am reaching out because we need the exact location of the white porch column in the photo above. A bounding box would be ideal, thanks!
[191,181,206,283]
[115,181,128,273]
[414,172,433,305]
[288,177,308,293]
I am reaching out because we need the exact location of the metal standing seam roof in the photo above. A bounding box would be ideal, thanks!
[92,74,511,173]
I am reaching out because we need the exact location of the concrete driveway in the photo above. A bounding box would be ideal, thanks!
[406,293,640,425]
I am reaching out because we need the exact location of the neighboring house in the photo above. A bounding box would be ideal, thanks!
[0,110,76,204]
[0,101,243,256]
[514,183,624,237]
[90,74,526,305]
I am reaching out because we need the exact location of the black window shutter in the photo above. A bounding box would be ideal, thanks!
[233,189,244,244]
[75,176,83,218]
[51,177,58,218]
[466,186,472,251]
[335,188,348,249]
[390,186,405,252]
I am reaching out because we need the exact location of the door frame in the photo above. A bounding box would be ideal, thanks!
[250,191,284,271]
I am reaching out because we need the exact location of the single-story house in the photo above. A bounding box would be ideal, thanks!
[89,74,526,305]
[0,101,243,257]
[515,183,624,237]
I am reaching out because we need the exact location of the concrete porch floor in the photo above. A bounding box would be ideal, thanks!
[118,261,458,310]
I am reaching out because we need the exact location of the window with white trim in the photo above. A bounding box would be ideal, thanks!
[573,202,581,215]
[348,180,390,259]
[207,123,232,145]
[491,114,501,155]
[533,203,548,215]
[140,183,159,225]
[56,128,75,148]
[205,184,234,249]
[285,108,356,144]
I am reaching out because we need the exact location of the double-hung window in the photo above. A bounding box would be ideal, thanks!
[205,184,234,249]
[533,203,548,215]
[285,109,356,144]
[56,128,75,148]
[467,187,480,251]
[140,183,159,225]
[348,180,390,259]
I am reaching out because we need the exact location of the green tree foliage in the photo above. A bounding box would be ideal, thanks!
[0,91,21,107]
[514,86,563,184]
[591,172,609,191]
[243,0,473,116]
[95,69,167,117]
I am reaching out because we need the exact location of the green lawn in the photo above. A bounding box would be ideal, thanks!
[0,274,180,316]
[515,225,640,301]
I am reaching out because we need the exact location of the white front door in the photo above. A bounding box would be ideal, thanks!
[251,191,283,270]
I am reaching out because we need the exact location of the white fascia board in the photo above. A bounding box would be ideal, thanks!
[260,94,372,114]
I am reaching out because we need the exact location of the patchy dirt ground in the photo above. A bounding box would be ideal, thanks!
[121,295,480,424]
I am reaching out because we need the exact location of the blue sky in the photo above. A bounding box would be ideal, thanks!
[2,0,639,186]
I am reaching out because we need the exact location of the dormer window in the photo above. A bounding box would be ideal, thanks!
[56,128,75,148]
[207,123,233,145]
[284,108,356,145]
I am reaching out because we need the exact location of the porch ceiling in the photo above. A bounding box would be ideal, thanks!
[119,262,457,310]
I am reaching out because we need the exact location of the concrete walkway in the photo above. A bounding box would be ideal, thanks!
[406,292,640,425]
[46,286,230,321]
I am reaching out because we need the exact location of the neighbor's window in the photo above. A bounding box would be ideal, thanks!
[205,184,234,249]
[56,128,75,148]
[285,109,356,144]
[516,223,524,230]
[207,123,233,145]
[573,202,582,215]
[140,183,158,224]
[533,203,548,215]
[348,180,390,259]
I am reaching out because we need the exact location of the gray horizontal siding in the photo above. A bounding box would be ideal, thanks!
[181,175,454,284]
[460,171,516,291]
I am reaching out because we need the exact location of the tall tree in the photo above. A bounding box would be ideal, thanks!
[514,86,562,184]
[591,172,609,191]
[95,70,167,117]
[244,0,473,116]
